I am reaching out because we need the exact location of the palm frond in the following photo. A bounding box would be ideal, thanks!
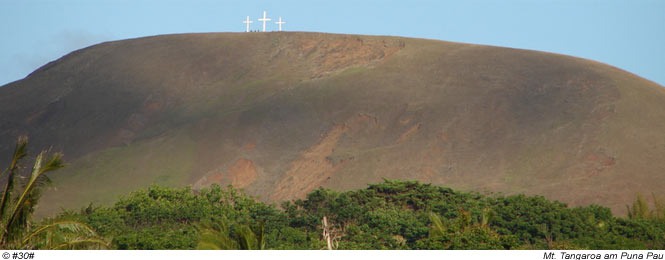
[196,241,222,250]
[6,152,64,236]
[196,221,265,250]
[428,212,446,238]
[51,238,110,250]
[0,137,82,249]
[0,136,28,221]
[0,169,8,183]
[21,220,108,250]
[256,223,265,250]
[197,230,237,250]
[235,225,257,250]
[196,222,238,250]
[22,220,97,244]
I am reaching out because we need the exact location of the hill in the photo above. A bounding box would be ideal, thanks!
[1,32,664,217]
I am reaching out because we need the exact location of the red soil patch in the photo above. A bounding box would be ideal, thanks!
[245,143,256,152]
[111,96,168,146]
[200,158,258,189]
[346,113,378,134]
[587,152,616,166]
[583,151,616,176]
[592,104,615,121]
[397,123,422,143]
[355,113,378,123]
[205,172,225,184]
[24,109,46,124]
[438,132,449,142]
[419,167,436,183]
[143,101,163,112]
[296,36,404,78]
[272,113,376,201]
[227,159,258,188]
[272,124,349,201]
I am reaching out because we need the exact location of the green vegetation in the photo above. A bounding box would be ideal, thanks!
[626,193,665,221]
[46,180,665,250]
[1,137,108,249]
[40,133,198,217]
[196,222,266,250]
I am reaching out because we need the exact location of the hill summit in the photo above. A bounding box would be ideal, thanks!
[1,32,664,217]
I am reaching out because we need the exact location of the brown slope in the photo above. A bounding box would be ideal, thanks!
[1,32,664,217]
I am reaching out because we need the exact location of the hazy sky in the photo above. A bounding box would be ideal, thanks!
[1,0,664,86]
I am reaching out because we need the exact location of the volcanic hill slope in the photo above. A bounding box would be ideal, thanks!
[1,32,664,217]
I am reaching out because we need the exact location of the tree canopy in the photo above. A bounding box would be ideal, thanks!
[52,180,665,250]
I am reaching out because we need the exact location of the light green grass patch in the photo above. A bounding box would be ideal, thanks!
[39,133,198,218]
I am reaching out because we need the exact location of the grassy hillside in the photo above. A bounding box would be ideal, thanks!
[1,32,664,217]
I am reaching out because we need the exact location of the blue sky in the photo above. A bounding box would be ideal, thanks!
[1,0,664,86]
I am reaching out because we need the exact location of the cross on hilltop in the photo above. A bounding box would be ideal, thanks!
[243,16,253,32]
[242,11,286,32]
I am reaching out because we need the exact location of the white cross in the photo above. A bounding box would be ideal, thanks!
[258,11,271,32]
[243,16,253,32]
[275,17,286,31]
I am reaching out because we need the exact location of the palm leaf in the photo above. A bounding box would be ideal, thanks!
[196,241,222,250]
[51,238,110,250]
[6,152,64,237]
[22,220,97,244]
[235,225,257,250]
[0,137,88,250]
[196,221,265,250]
[428,212,446,238]
[256,223,265,250]
[196,222,239,250]
[22,220,108,249]
[0,136,28,220]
